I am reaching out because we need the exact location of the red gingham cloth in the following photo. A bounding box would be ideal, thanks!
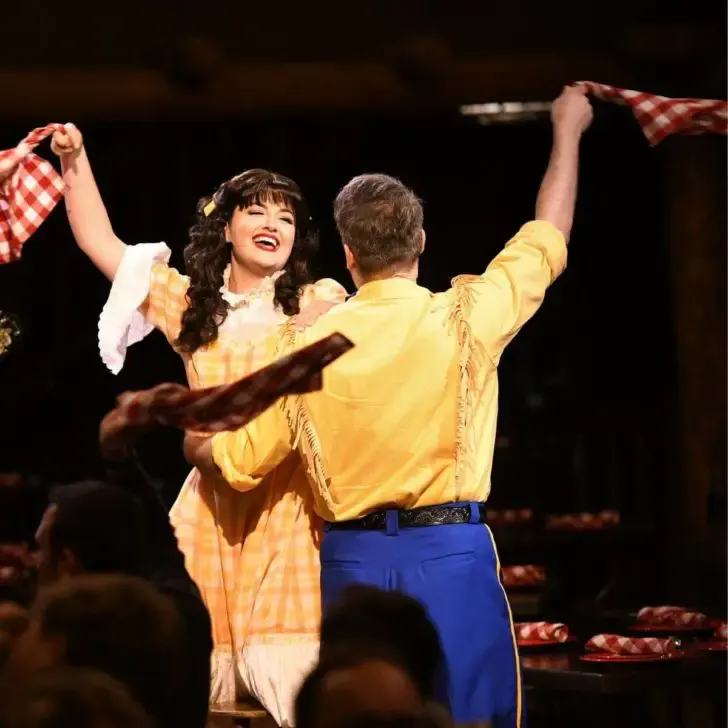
[545,510,620,531]
[714,622,727,641]
[0,124,65,265]
[501,565,546,588]
[105,333,353,436]
[637,605,708,627]
[580,82,728,146]
[586,633,678,655]
[515,622,569,643]
[488,509,534,526]
[0,543,34,586]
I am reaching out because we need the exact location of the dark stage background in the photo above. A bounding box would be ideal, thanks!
[0,107,675,508]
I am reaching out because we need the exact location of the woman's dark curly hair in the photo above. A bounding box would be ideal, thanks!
[175,169,319,354]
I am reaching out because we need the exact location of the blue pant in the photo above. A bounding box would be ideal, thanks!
[321,503,524,727]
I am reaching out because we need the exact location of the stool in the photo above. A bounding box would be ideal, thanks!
[209,699,270,727]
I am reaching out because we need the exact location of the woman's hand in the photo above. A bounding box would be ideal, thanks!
[50,123,83,158]
[294,299,339,330]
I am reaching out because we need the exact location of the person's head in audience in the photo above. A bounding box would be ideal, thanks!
[1,574,182,728]
[296,644,428,728]
[34,483,146,585]
[0,602,30,673]
[320,585,443,701]
[1,667,154,728]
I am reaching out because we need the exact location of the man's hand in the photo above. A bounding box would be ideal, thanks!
[550,85,593,140]
[50,123,83,158]
[294,299,339,331]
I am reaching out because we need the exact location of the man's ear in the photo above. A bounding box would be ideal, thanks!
[343,244,355,271]
[419,229,426,254]
[58,548,81,577]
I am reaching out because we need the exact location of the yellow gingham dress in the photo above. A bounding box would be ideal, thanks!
[98,243,347,711]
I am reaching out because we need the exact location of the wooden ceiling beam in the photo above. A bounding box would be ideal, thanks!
[0,54,629,119]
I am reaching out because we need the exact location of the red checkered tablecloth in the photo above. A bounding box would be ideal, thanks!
[0,125,65,265]
[580,82,727,146]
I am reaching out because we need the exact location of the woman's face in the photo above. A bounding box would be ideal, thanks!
[225,197,296,278]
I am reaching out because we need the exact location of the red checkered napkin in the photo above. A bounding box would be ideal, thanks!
[580,82,728,146]
[105,332,354,435]
[516,622,569,643]
[546,510,620,530]
[488,509,534,526]
[0,125,65,265]
[501,565,546,588]
[586,634,678,655]
[637,606,708,627]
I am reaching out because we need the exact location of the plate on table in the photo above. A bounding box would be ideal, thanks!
[628,622,716,634]
[580,651,686,664]
[696,641,728,652]
[518,637,576,649]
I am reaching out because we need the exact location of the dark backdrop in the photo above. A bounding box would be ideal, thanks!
[0,103,674,516]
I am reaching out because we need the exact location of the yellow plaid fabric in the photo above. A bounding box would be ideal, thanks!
[140,265,347,656]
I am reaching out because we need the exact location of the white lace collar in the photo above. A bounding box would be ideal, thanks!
[220,265,283,309]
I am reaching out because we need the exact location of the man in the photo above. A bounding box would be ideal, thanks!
[294,644,430,728]
[320,585,443,704]
[1,667,155,728]
[31,458,212,728]
[187,85,593,727]
[1,573,184,728]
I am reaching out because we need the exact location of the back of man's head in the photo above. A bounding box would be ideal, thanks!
[1,667,154,728]
[28,574,183,728]
[320,585,443,700]
[333,174,424,278]
[295,643,426,728]
[39,482,146,581]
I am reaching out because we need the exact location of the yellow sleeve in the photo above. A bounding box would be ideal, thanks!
[300,278,349,307]
[453,220,567,364]
[210,400,294,491]
[138,263,190,343]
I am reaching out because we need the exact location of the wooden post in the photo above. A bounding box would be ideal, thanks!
[662,134,727,605]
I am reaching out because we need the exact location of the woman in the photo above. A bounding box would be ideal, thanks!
[51,125,347,726]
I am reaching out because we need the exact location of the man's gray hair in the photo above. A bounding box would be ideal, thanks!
[333,174,424,276]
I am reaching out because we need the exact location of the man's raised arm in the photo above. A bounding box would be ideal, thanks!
[456,84,593,363]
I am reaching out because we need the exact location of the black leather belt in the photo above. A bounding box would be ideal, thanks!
[326,503,487,531]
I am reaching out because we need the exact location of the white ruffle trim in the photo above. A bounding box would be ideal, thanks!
[98,242,172,375]
[209,648,237,706]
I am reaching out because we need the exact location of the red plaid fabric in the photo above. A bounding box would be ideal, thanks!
[714,622,727,641]
[586,633,678,655]
[501,565,546,588]
[515,622,569,643]
[545,510,620,531]
[0,543,34,586]
[637,605,708,627]
[0,124,65,265]
[580,82,728,146]
[106,332,353,435]
[488,508,534,526]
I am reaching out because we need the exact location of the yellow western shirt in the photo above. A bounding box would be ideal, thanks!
[212,221,567,521]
